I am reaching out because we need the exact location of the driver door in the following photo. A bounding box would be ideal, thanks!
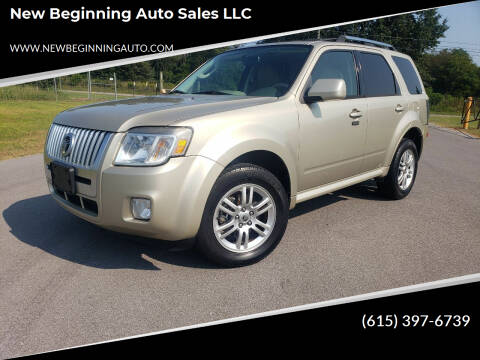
[297,49,368,191]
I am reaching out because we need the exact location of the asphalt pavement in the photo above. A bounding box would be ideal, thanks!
[0,126,479,357]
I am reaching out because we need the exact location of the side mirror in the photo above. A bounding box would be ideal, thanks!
[304,78,347,103]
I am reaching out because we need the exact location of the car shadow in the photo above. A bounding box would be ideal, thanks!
[2,195,216,270]
[289,179,388,219]
[335,179,390,202]
[3,180,386,270]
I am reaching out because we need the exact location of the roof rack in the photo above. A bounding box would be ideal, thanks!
[335,35,396,51]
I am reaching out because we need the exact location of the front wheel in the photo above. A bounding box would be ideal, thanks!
[196,163,289,266]
[377,139,418,200]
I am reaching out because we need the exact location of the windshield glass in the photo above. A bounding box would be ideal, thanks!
[174,45,312,97]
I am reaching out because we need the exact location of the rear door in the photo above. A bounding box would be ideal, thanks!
[392,55,428,125]
[356,51,406,171]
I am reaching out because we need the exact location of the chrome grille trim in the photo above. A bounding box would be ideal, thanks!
[46,124,112,169]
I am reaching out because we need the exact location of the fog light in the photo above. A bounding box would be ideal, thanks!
[131,198,151,220]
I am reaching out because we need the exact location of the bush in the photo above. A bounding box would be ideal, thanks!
[430,94,464,114]
[429,92,443,106]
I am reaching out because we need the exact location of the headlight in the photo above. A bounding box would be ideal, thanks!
[114,127,193,166]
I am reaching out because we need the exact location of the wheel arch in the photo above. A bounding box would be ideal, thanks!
[386,124,424,169]
[401,127,423,158]
[225,150,292,200]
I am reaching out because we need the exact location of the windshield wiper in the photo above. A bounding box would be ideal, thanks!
[191,90,231,95]
[169,89,185,94]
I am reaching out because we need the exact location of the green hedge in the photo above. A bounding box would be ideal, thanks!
[426,87,464,114]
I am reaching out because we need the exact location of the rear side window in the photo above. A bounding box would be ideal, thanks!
[357,52,398,97]
[392,56,423,94]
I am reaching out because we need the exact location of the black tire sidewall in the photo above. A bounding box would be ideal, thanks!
[387,139,419,199]
[197,163,289,266]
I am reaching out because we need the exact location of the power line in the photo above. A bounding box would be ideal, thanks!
[313,30,480,60]
[290,29,480,64]
[316,29,480,48]
[435,46,480,52]
[437,40,480,46]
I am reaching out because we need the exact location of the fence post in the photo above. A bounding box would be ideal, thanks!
[160,71,164,94]
[114,72,118,100]
[87,71,92,100]
[53,77,58,102]
[133,81,135,96]
[464,96,473,130]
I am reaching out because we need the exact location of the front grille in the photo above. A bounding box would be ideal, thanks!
[46,124,112,169]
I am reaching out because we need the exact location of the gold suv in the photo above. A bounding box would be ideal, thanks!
[44,36,428,266]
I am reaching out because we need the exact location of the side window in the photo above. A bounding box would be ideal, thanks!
[310,51,358,97]
[392,56,423,94]
[357,52,398,97]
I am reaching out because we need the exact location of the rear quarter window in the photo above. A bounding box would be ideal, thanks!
[392,56,423,95]
[357,52,399,97]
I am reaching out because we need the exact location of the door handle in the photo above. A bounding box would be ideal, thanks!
[395,104,405,112]
[349,109,362,126]
[349,109,363,118]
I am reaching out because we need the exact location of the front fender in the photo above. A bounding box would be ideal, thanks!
[181,99,300,199]
[202,127,298,200]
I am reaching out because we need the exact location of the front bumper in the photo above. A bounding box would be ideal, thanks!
[45,150,224,240]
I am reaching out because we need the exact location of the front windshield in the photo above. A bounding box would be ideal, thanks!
[173,45,312,97]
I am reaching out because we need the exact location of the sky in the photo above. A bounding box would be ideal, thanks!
[436,1,480,65]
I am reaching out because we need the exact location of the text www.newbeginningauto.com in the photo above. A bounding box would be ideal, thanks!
[9,43,174,53]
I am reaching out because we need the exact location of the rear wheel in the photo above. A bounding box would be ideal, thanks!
[377,139,418,200]
[196,163,289,266]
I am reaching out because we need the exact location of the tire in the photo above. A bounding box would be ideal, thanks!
[196,163,289,267]
[376,138,418,200]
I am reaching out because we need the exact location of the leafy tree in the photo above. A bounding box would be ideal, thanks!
[112,62,154,81]
[261,10,448,62]
[422,49,480,96]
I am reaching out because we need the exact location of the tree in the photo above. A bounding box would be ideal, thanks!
[260,10,448,62]
[422,49,480,96]
[112,62,154,81]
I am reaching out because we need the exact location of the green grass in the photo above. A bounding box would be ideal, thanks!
[430,114,480,137]
[0,84,173,161]
[429,109,462,116]
[0,85,69,101]
[0,93,130,160]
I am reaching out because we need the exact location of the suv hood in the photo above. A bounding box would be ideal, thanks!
[53,95,277,132]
